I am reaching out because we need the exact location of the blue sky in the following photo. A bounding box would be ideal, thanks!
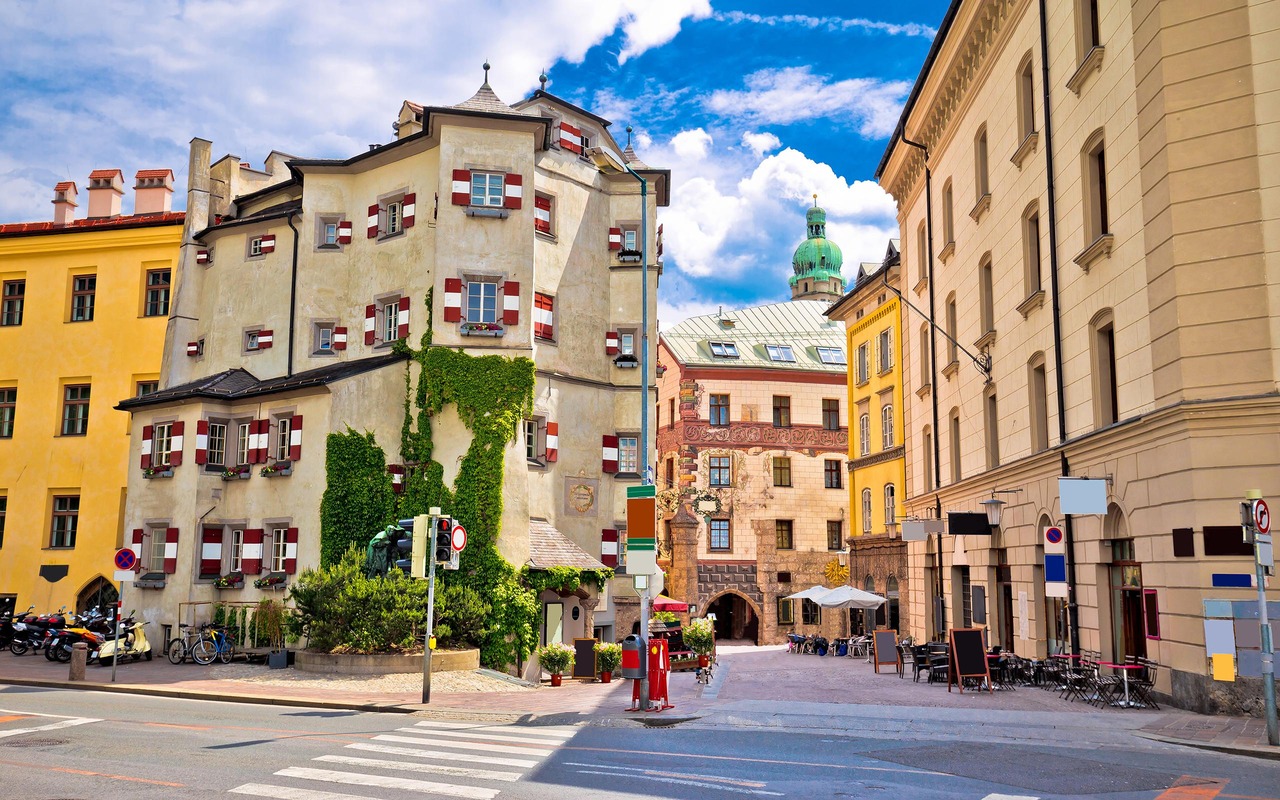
[0,0,949,326]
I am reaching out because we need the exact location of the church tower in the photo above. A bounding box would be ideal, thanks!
[789,196,845,303]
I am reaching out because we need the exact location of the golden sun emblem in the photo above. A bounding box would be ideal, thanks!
[824,559,850,586]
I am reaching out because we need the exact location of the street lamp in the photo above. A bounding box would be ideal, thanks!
[980,489,1023,528]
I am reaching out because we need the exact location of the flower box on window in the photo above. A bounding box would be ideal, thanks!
[613,354,639,369]
[254,572,288,590]
[221,464,251,481]
[260,461,292,478]
[142,467,174,479]
[214,572,244,590]
[135,572,167,590]
[655,363,667,377]
[616,249,642,264]
[460,321,505,337]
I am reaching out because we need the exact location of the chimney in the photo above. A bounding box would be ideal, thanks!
[52,181,78,225]
[134,169,174,214]
[86,169,124,219]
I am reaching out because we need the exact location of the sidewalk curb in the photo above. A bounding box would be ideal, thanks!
[1134,731,1280,761]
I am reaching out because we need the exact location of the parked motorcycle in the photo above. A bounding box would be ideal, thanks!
[97,617,152,666]
[9,607,67,656]
[0,605,34,650]
[45,609,114,663]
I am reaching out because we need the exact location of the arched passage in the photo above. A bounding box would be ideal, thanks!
[704,590,759,644]
[76,576,118,613]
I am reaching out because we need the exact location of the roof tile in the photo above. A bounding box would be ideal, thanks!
[527,519,609,571]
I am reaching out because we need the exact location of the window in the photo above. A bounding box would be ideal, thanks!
[51,495,79,548]
[237,422,252,465]
[949,410,962,485]
[1029,356,1049,453]
[861,488,873,533]
[855,343,869,384]
[533,293,554,340]
[919,324,931,386]
[822,399,840,431]
[146,528,166,572]
[1077,0,1101,55]
[1,280,23,326]
[777,598,794,626]
[979,257,994,335]
[153,421,173,467]
[207,422,227,467]
[524,419,538,461]
[618,436,639,474]
[248,236,264,257]
[923,427,934,491]
[916,222,927,284]
[772,396,791,428]
[383,299,400,343]
[877,329,893,373]
[816,346,845,365]
[1017,55,1036,140]
[1092,311,1118,427]
[0,388,13,438]
[772,457,792,487]
[974,126,989,200]
[777,571,792,583]
[270,527,289,573]
[623,227,638,252]
[275,417,292,462]
[0,495,5,548]
[709,519,731,551]
[71,275,96,321]
[824,460,842,489]
[776,519,794,550]
[313,323,335,354]
[320,219,339,247]
[945,295,958,364]
[709,394,729,426]
[618,330,635,356]
[664,457,674,489]
[466,280,498,324]
[1024,207,1042,297]
[470,172,505,208]
[801,598,821,625]
[709,341,739,359]
[144,269,170,317]
[136,381,158,397]
[881,404,894,449]
[708,456,731,487]
[384,201,403,236]
[534,193,553,234]
[942,180,954,245]
[827,520,843,551]
[1084,132,1109,242]
[858,413,870,456]
[765,344,795,362]
[884,484,897,530]
[668,398,675,430]
[61,385,90,436]
[984,387,1000,470]
[245,330,260,351]
[229,529,245,572]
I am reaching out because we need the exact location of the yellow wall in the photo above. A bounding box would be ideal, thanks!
[0,222,179,612]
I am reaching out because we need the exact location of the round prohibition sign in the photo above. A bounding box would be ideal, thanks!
[1044,526,1064,545]
[451,523,467,552]
[114,548,137,571]
[1255,499,1270,534]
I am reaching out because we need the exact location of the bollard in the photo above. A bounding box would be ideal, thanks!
[68,642,87,682]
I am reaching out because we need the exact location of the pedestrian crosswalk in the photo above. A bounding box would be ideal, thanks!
[227,719,577,799]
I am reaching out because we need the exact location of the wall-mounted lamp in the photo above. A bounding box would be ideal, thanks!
[980,489,1023,528]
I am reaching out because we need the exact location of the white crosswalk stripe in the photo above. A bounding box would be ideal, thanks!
[227,721,578,799]
[979,795,1039,800]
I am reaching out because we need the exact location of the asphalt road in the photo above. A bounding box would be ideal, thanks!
[0,684,1276,800]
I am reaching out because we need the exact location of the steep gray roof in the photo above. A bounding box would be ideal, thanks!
[661,300,847,373]
[527,519,608,571]
[453,82,535,117]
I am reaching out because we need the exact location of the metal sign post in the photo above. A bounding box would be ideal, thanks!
[423,507,440,705]
[111,586,123,684]
[1243,491,1277,746]
[111,548,136,684]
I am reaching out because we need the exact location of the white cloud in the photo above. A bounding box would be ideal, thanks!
[741,131,781,157]
[618,0,714,63]
[713,11,936,38]
[671,128,713,161]
[705,66,910,139]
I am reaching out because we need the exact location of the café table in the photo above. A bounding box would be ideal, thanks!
[1099,661,1145,707]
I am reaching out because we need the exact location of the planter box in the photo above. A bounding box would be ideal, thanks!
[221,471,251,481]
[142,469,174,479]
[294,648,480,675]
[261,463,292,478]
[268,650,289,670]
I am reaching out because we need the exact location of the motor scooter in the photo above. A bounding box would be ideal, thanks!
[46,609,112,663]
[9,607,65,656]
[97,618,152,666]
[0,605,34,649]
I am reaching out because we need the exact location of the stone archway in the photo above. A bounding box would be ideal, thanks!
[76,576,118,613]
[703,590,760,644]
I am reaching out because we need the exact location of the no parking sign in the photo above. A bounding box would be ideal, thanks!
[1044,526,1068,598]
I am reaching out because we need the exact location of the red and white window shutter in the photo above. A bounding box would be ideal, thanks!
[169,420,185,467]
[258,329,274,349]
[545,422,558,462]
[601,528,619,568]
[337,221,352,244]
[533,293,554,339]
[558,122,583,154]
[186,341,200,357]
[246,419,266,464]
[195,420,209,465]
[502,281,520,325]
[201,527,223,576]
[364,304,377,345]
[260,234,276,254]
[602,435,619,474]
[288,415,303,461]
[608,227,622,251]
[367,203,380,238]
[397,296,410,340]
[333,326,348,350]
[443,278,463,322]
[284,527,299,574]
[196,249,210,265]
[534,195,552,233]
[140,425,154,469]
[242,529,264,574]
[503,173,523,209]
[258,419,272,463]
[605,331,619,355]
[163,527,180,574]
[130,529,145,567]
[402,193,416,228]
[387,464,405,494]
[451,169,471,206]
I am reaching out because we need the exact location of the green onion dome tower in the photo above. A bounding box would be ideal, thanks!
[789,195,845,303]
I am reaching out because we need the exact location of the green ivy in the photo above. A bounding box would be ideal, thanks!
[320,429,396,567]
[521,565,614,595]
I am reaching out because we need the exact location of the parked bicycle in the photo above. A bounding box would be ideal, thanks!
[191,625,235,665]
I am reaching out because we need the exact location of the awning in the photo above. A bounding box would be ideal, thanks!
[783,585,833,601]
[814,585,886,610]
[651,595,688,612]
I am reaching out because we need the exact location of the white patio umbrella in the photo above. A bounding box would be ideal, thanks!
[783,585,833,601]
[813,585,886,610]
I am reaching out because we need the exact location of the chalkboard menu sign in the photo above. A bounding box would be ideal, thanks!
[948,627,991,693]
[572,638,598,680]
[872,630,899,673]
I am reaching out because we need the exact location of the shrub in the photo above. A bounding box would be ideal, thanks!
[536,642,574,675]
[651,610,678,624]
[435,584,490,647]
[595,641,622,674]
[682,618,716,655]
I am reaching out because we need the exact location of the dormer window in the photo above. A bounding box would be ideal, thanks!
[765,345,795,363]
[816,346,846,365]
[710,341,739,359]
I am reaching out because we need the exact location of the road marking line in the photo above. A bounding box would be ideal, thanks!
[276,766,499,799]
[0,715,30,724]
[980,795,1040,800]
[381,731,553,756]
[231,784,398,799]
[0,757,185,788]
[412,719,579,737]
[315,754,521,782]
[1155,777,1228,800]
[0,716,102,739]
[145,721,213,731]
[560,743,946,774]
[401,725,569,745]
[572,768,784,797]
[562,761,767,788]
[354,740,539,768]
[0,707,86,718]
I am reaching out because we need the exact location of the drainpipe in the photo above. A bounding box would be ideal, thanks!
[285,210,300,378]
[899,134,946,641]
[1039,0,1080,656]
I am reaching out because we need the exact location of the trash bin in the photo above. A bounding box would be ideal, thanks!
[621,634,646,680]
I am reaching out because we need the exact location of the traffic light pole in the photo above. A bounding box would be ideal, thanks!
[1244,491,1277,746]
[423,511,439,705]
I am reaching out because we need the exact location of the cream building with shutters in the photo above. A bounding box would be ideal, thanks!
[880,0,1280,712]
[117,71,669,661]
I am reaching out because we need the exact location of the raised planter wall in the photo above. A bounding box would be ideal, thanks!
[294,648,479,675]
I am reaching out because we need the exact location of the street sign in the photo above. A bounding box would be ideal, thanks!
[1043,525,1068,599]
[451,523,467,552]
[1255,499,1270,534]
[1044,527,1064,546]
[113,548,136,571]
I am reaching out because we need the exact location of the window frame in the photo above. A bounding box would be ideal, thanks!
[148,527,167,573]
[821,398,840,431]
[979,256,995,336]
[50,495,79,549]
[856,343,869,384]
[1083,131,1110,242]
[0,279,24,326]
[248,236,265,258]
[523,418,540,462]
[617,435,640,474]
[775,519,794,550]
[1023,205,1042,297]
[884,484,896,530]
[772,456,793,488]
[71,275,96,322]
[313,322,335,355]
[858,413,870,457]
[1091,310,1118,428]
[709,341,739,359]
[465,279,499,325]
[765,344,796,363]
[974,125,990,201]
[861,488,873,533]
[709,394,730,427]
[777,598,794,626]
[0,495,6,548]
[984,386,1000,470]
[801,598,821,626]
[942,179,955,245]
[881,404,895,449]
[229,528,245,573]
[708,455,731,488]
[470,172,505,208]
[207,421,228,468]
[709,518,731,552]
[827,520,843,551]
[877,329,893,373]
[236,422,252,466]
[950,410,962,485]
[61,384,90,436]
[135,381,159,398]
[270,526,290,573]
[0,387,14,438]
[152,421,173,467]
[144,269,171,317]
[772,395,791,428]
[1017,53,1036,141]
[816,346,845,365]
[824,459,842,490]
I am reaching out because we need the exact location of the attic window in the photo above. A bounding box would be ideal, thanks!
[709,341,739,359]
[816,347,846,365]
[765,345,795,363]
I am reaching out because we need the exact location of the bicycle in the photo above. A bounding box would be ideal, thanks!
[166,623,206,665]
[191,625,235,665]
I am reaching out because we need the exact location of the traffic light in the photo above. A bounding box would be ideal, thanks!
[392,517,429,578]
[434,517,453,567]
[393,521,415,576]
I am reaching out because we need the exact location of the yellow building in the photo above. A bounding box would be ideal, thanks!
[825,242,908,633]
[0,170,182,615]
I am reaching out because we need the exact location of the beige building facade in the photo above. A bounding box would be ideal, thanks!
[117,73,668,663]
[880,0,1279,712]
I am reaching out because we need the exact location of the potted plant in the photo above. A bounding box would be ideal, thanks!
[254,572,287,590]
[536,642,574,686]
[683,617,716,668]
[260,461,292,477]
[595,641,622,683]
[255,597,289,669]
[214,572,244,590]
[221,464,250,480]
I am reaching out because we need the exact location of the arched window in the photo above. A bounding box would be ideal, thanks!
[861,488,873,533]
[974,125,989,200]
[922,426,934,491]
[886,575,901,631]
[881,404,894,449]
[1082,128,1109,243]
[919,323,931,386]
[884,484,896,531]
[916,221,927,284]
[942,179,955,245]
[859,413,871,456]
[1091,308,1117,427]
[1028,352,1049,452]
[984,384,1000,470]
[978,254,994,335]
[949,408,962,485]
[1023,202,1042,297]
[1016,52,1036,141]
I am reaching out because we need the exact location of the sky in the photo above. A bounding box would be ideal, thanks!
[0,0,950,328]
